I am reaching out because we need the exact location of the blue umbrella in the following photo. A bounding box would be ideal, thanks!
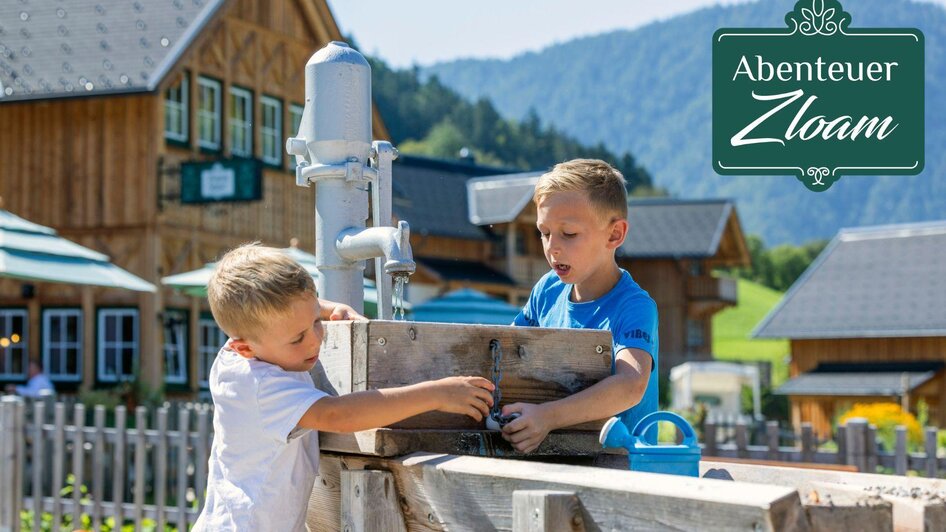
[410,288,520,325]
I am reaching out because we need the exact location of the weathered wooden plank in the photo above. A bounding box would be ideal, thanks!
[512,490,585,532]
[701,460,946,532]
[177,409,190,530]
[319,428,602,458]
[316,321,612,430]
[196,406,210,513]
[925,427,938,478]
[113,406,127,528]
[155,408,168,531]
[134,407,147,530]
[31,401,44,532]
[92,406,106,530]
[310,452,811,531]
[72,404,86,528]
[896,426,908,476]
[51,403,65,529]
[340,470,407,532]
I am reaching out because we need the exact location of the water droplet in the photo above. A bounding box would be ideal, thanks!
[102,59,112,70]
[96,22,107,34]
[134,2,144,13]
[62,62,71,73]
[136,20,146,31]
[19,12,29,22]
[85,82,93,91]
[119,74,129,84]
[56,8,66,18]
[95,5,105,15]
[3,87,12,96]
[57,25,68,37]
[160,37,170,47]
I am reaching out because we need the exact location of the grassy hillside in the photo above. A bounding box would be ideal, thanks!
[712,278,790,386]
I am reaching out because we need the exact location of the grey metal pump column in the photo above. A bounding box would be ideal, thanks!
[287,41,414,319]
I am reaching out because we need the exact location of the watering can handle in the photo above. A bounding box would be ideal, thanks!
[631,411,698,447]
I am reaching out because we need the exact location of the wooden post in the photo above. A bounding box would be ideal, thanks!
[13,399,24,532]
[866,424,878,473]
[113,406,127,528]
[51,403,65,528]
[176,409,190,530]
[925,427,938,478]
[72,403,86,528]
[340,470,407,532]
[81,287,95,391]
[800,423,814,464]
[735,422,748,459]
[133,407,147,530]
[894,426,908,476]
[837,425,847,466]
[196,406,210,513]
[91,405,106,530]
[512,490,585,532]
[155,408,168,531]
[0,398,17,530]
[845,418,868,472]
[31,401,44,532]
[704,422,717,457]
[766,421,779,461]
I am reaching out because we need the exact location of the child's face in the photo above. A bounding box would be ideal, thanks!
[535,190,626,288]
[236,295,324,372]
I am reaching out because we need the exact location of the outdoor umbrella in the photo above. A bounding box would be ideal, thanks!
[0,209,156,291]
[161,246,404,317]
[410,288,520,325]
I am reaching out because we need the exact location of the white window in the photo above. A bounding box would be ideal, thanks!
[288,103,304,169]
[0,309,28,380]
[197,77,221,150]
[164,73,189,142]
[163,309,188,385]
[229,86,253,157]
[198,318,227,389]
[97,309,139,383]
[686,319,705,349]
[261,95,282,165]
[42,309,82,382]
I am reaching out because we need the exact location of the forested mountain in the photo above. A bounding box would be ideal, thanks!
[424,0,946,244]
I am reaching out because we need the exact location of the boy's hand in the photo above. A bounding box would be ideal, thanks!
[328,303,365,321]
[500,403,553,453]
[430,377,494,422]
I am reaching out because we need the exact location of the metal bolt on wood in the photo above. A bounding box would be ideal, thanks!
[378,337,386,346]
[595,345,604,354]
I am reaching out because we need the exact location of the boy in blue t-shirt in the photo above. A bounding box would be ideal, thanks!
[503,159,659,452]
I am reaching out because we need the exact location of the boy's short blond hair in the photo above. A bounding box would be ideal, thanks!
[207,243,316,341]
[533,159,628,221]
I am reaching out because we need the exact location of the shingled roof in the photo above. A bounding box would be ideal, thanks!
[754,221,946,339]
[0,0,226,102]
[392,155,517,241]
[619,198,735,259]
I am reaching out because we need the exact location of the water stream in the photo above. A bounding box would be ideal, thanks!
[393,274,409,320]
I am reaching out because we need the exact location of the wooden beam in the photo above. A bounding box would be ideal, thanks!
[308,452,812,531]
[319,428,602,458]
[512,490,585,532]
[340,470,407,532]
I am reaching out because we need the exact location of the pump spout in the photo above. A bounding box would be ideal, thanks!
[336,220,415,276]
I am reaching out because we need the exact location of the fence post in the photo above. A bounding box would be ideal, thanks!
[91,406,106,530]
[133,407,147,530]
[512,490,584,532]
[113,406,127,529]
[72,403,86,528]
[0,397,18,530]
[51,403,65,528]
[155,408,168,532]
[925,426,938,478]
[31,401,44,532]
[704,422,717,457]
[836,425,847,466]
[845,418,868,472]
[800,423,814,463]
[735,422,748,459]
[196,406,210,514]
[766,421,779,461]
[895,425,908,476]
[176,409,190,530]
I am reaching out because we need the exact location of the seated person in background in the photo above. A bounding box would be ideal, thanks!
[502,159,659,453]
[193,243,494,532]
[5,359,55,398]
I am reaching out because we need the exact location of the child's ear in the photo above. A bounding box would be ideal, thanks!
[228,338,257,359]
[607,219,629,249]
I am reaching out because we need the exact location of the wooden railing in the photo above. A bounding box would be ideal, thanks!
[687,275,738,304]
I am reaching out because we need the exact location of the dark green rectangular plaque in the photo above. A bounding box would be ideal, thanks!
[713,0,924,191]
[181,158,263,204]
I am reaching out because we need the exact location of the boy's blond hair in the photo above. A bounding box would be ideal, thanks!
[533,159,628,221]
[207,243,316,341]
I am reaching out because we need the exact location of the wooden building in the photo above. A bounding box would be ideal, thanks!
[0,0,388,394]
[755,221,946,436]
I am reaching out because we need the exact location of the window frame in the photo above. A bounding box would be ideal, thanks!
[260,95,283,166]
[686,318,705,349]
[164,72,189,143]
[96,308,140,383]
[197,76,222,151]
[0,308,29,380]
[162,308,189,386]
[42,308,83,383]
[228,85,254,158]
[198,317,228,389]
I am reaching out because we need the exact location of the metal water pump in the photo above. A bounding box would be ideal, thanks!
[286,41,414,319]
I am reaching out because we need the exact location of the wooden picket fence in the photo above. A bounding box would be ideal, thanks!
[0,395,212,532]
[704,418,945,476]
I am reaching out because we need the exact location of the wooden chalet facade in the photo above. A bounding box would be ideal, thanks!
[755,221,946,437]
[0,0,388,394]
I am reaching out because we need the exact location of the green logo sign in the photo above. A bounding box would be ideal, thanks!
[713,0,924,191]
[181,158,263,204]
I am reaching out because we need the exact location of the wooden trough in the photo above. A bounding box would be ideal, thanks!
[305,322,901,530]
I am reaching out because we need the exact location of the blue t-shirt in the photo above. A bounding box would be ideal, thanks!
[513,269,659,441]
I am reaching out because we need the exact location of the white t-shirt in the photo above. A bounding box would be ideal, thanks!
[193,342,328,532]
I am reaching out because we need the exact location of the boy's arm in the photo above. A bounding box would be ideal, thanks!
[297,377,495,433]
[500,348,652,453]
[318,298,366,321]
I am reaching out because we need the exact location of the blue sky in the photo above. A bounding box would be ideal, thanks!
[327,0,946,68]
